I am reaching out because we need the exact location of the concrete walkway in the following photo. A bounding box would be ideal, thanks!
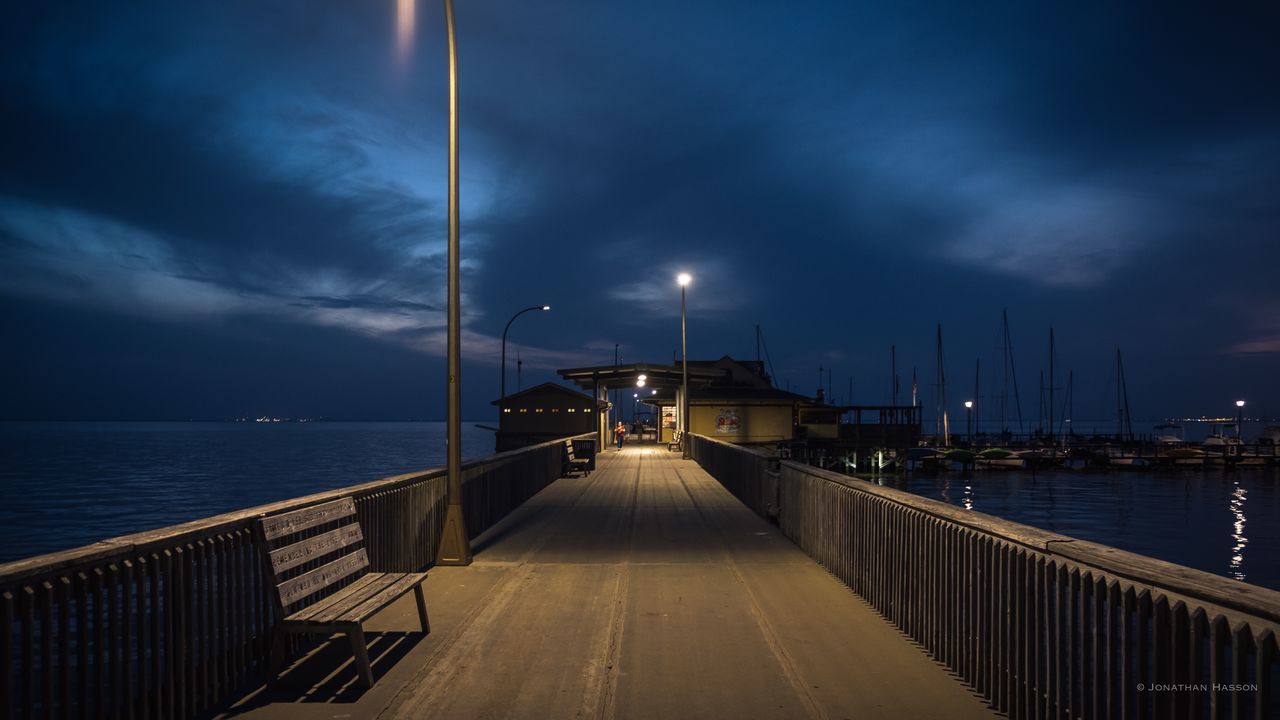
[219,445,997,720]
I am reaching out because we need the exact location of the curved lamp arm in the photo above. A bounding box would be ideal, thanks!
[500,305,551,400]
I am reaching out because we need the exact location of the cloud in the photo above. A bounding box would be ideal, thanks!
[944,183,1154,287]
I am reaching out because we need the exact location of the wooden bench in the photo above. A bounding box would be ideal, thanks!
[667,429,684,451]
[256,497,430,687]
[564,439,591,476]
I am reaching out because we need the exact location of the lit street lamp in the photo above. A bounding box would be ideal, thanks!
[1237,400,1246,438]
[500,305,550,401]
[678,273,691,458]
[964,400,974,445]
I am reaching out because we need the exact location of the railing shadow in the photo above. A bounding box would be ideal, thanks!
[213,631,426,717]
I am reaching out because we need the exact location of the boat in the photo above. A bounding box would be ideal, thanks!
[1153,423,1184,444]
[944,448,978,464]
[977,447,1026,469]
[1163,446,1205,466]
[1259,426,1280,447]
[1105,446,1150,468]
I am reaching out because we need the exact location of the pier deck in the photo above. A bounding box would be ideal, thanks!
[218,445,995,719]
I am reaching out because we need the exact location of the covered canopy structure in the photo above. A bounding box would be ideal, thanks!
[557,362,725,448]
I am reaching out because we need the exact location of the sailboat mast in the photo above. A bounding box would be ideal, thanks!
[1038,370,1045,434]
[1003,309,1025,436]
[1048,328,1056,444]
[1064,370,1073,438]
[1000,314,1008,434]
[891,345,897,406]
[1116,348,1123,440]
[1117,348,1134,441]
[937,324,950,445]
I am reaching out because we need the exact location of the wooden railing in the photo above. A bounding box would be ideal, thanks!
[689,433,1280,719]
[0,434,591,719]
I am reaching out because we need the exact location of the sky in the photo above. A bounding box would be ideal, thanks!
[2,0,1278,424]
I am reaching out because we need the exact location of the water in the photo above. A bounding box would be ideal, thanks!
[4,423,1278,594]
[0,421,494,563]
[879,469,1280,591]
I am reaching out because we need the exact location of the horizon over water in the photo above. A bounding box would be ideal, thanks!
[0,421,493,563]
[3,421,1279,594]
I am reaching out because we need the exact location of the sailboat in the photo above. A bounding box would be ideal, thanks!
[1107,350,1148,466]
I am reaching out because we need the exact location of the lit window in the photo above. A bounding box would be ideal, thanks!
[551,408,559,413]
[503,408,511,413]
[567,408,576,413]
[519,408,528,413]
[585,408,592,413]
[535,408,544,413]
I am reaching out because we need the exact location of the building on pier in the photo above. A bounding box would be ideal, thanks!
[492,382,599,452]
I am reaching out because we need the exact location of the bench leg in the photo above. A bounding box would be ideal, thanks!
[347,625,374,687]
[414,583,431,634]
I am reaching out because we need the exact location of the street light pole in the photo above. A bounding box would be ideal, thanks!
[678,273,691,458]
[964,400,974,446]
[1237,399,1246,438]
[500,305,550,401]
[437,0,470,566]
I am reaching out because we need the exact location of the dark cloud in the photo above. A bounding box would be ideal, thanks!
[1,0,1278,420]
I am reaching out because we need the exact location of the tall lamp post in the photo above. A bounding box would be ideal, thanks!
[678,273,691,458]
[500,305,550,401]
[1236,400,1246,438]
[964,400,974,446]
[437,0,470,566]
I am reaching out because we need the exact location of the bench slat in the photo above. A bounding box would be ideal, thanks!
[283,573,385,623]
[304,573,405,624]
[332,573,427,625]
[276,549,369,607]
[268,524,364,576]
[261,497,357,541]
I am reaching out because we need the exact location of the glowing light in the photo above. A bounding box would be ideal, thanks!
[637,378,646,387]
[395,0,416,69]
[1236,400,1246,408]
[1229,481,1247,581]
[677,272,692,287]
[964,400,973,409]
[637,374,647,381]
[542,305,551,311]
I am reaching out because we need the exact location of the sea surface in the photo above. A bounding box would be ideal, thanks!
[3,422,1278,594]
[0,421,493,563]
[879,468,1280,591]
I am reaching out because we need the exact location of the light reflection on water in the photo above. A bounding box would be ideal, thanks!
[1230,481,1247,582]
[879,468,1280,591]
[0,422,494,563]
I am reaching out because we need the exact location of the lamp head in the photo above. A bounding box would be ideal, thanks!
[677,272,692,287]
[1237,400,1246,408]
[541,305,551,311]
[964,401,974,409]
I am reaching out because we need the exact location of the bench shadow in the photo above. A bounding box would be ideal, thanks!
[214,630,426,717]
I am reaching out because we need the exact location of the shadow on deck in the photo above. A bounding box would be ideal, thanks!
[215,446,996,720]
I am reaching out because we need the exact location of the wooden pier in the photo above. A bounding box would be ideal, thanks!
[3,435,1278,719]
[217,444,993,719]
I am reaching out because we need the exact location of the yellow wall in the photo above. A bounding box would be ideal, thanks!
[689,404,794,443]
